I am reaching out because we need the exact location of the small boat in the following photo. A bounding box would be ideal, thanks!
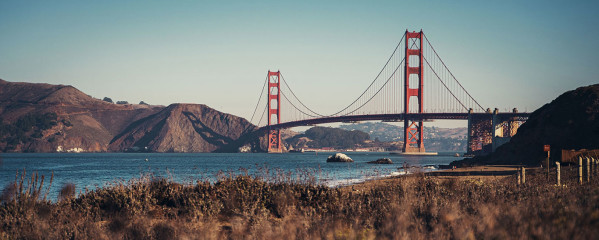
[145,158,149,162]
[454,153,460,157]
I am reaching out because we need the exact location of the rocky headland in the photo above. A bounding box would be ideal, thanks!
[452,84,599,167]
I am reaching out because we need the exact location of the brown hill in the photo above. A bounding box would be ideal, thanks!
[0,79,259,153]
[0,79,116,109]
[452,84,599,166]
[108,104,257,152]
[0,79,163,152]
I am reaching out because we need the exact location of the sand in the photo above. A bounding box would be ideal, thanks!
[343,165,541,192]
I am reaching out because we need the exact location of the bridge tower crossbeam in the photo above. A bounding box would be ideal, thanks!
[403,30,426,153]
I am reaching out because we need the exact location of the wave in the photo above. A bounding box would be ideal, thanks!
[322,165,439,188]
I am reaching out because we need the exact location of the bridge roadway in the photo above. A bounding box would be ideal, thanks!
[258,112,531,131]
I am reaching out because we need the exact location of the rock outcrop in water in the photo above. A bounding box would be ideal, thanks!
[367,158,393,164]
[0,79,259,153]
[327,153,353,162]
[452,84,599,167]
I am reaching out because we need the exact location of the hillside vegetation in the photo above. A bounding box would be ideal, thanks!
[286,126,369,149]
[0,113,59,151]
[340,122,467,152]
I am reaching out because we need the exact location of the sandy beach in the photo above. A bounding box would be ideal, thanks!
[344,165,539,192]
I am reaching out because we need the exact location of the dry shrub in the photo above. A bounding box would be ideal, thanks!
[0,183,16,203]
[58,183,76,201]
[1,167,599,239]
[152,222,176,240]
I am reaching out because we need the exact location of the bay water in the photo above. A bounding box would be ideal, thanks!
[0,152,459,201]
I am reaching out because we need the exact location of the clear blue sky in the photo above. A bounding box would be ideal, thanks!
[1,1,597,127]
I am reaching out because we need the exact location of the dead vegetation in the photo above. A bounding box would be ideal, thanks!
[1,167,598,239]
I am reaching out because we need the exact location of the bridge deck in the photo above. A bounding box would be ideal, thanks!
[259,112,530,130]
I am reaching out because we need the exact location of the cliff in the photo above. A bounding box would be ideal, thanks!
[452,84,599,166]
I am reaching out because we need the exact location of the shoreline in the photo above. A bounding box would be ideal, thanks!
[2,163,596,239]
[340,165,530,191]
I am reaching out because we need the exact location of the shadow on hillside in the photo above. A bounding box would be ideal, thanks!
[182,111,233,148]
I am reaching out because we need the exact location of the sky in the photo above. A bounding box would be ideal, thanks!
[1,0,598,128]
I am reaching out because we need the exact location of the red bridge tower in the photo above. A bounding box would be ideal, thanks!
[267,71,282,153]
[403,30,426,153]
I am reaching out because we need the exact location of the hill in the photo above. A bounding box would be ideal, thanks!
[0,79,257,153]
[108,104,256,152]
[339,122,467,152]
[452,84,599,166]
[286,126,370,149]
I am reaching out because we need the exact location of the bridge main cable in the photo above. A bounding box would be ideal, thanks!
[250,74,268,124]
[276,33,420,118]
[338,35,427,116]
[422,56,468,111]
[279,90,323,118]
[280,73,327,117]
[423,33,484,111]
[325,34,406,117]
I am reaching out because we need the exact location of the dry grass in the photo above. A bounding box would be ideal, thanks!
[1,166,599,239]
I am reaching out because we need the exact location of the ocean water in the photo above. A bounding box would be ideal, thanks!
[0,152,459,201]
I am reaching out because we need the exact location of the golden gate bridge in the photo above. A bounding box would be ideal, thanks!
[249,30,530,155]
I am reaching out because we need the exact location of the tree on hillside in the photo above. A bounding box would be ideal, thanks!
[139,101,148,105]
[116,101,128,105]
[102,97,113,103]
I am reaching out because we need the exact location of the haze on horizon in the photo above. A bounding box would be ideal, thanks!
[1,0,597,129]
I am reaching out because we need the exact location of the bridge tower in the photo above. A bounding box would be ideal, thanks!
[403,30,426,153]
[267,71,282,153]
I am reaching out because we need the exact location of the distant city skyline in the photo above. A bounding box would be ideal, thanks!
[1,1,597,128]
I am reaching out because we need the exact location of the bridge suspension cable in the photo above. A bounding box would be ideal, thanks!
[250,30,487,128]
[259,33,410,121]
[280,73,326,117]
[422,33,485,112]
[422,56,468,111]
[325,34,406,117]
[249,75,268,124]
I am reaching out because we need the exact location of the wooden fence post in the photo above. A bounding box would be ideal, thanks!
[587,157,591,182]
[517,170,521,185]
[593,157,596,176]
[556,162,561,186]
[546,151,550,181]
[522,167,526,184]
[579,156,583,185]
